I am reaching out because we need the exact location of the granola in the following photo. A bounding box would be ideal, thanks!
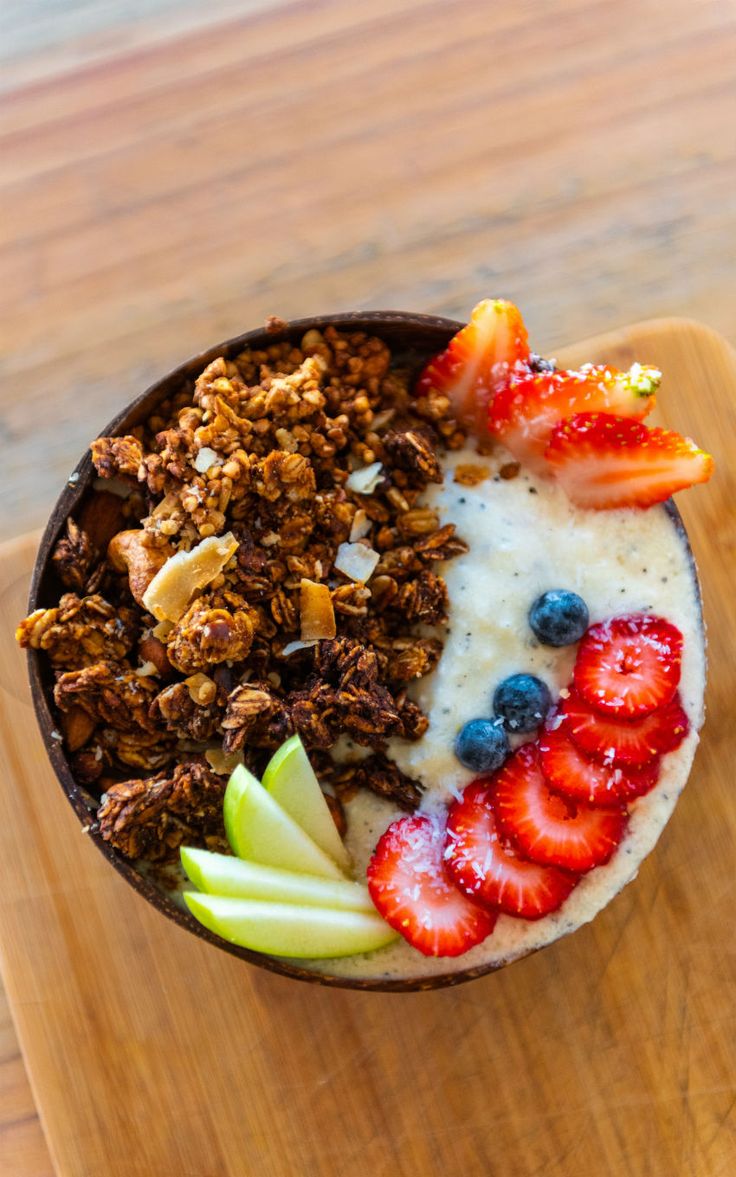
[97,760,227,861]
[18,322,471,862]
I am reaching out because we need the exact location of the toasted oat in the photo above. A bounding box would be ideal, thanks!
[454,463,491,487]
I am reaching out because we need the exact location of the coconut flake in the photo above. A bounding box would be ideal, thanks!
[194,446,222,474]
[136,661,159,678]
[300,579,336,641]
[282,639,319,657]
[345,462,383,494]
[92,476,133,498]
[334,541,380,583]
[142,532,239,622]
[349,509,371,542]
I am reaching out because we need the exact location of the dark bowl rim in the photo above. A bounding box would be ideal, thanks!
[24,310,702,993]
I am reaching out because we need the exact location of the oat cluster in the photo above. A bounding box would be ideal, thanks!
[17,324,469,862]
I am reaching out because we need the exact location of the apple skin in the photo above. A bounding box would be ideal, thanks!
[180,847,374,912]
[262,735,352,874]
[223,764,347,880]
[183,892,399,958]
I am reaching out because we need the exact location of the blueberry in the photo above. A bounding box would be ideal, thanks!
[454,718,510,774]
[493,673,551,733]
[529,589,589,647]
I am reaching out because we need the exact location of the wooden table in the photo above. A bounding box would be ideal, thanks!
[1,2,736,1172]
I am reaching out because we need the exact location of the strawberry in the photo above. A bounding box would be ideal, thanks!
[538,724,660,805]
[492,744,627,872]
[560,689,690,768]
[544,412,713,509]
[367,813,497,957]
[416,299,530,434]
[489,363,659,473]
[445,779,578,919]
[573,614,683,719]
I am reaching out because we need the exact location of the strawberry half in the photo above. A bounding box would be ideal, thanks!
[561,689,690,768]
[446,779,578,919]
[573,614,683,719]
[489,363,659,473]
[416,299,530,434]
[545,412,713,509]
[538,723,660,806]
[492,744,627,872]
[367,813,497,957]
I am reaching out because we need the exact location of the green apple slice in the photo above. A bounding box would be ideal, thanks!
[181,848,373,912]
[223,764,346,880]
[184,892,398,958]
[262,735,352,874]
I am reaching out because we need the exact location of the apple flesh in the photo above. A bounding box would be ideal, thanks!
[184,892,399,958]
[181,847,374,912]
[262,735,352,874]
[223,764,346,880]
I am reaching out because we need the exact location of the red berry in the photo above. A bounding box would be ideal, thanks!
[492,744,627,872]
[446,779,578,919]
[544,412,713,509]
[538,723,660,806]
[367,813,497,957]
[416,299,530,435]
[561,689,690,768]
[489,364,659,473]
[573,614,683,719]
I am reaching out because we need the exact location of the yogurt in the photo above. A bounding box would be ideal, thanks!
[302,447,705,981]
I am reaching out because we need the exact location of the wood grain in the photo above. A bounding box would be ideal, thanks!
[1,318,734,1177]
[2,0,736,545]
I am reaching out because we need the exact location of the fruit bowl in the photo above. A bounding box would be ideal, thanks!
[24,310,706,991]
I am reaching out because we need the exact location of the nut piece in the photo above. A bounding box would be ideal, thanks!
[79,491,127,550]
[299,579,336,642]
[138,634,174,678]
[142,532,239,622]
[108,530,172,606]
[205,746,245,775]
[185,673,217,706]
[59,705,96,752]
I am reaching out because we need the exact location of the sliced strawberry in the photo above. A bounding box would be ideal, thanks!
[367,813,497,957]
[489,363,659,473]
[538,724,660,805]
[573,614,683,719]
[445,779,578,919]
[544,412,713,509]
[561,689,690,768]
[416,299,530,434]
[492,744,627,872]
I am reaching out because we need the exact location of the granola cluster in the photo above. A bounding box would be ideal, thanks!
[18,324,469,861]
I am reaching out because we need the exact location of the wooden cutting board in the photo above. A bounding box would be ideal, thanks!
[1,319,734,1177]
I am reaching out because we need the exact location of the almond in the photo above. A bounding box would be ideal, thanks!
[138,634,174,679]
[60,705,96,752]
[79,491,126,550]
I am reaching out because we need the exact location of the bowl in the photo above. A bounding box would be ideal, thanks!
[25,311,703,992]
